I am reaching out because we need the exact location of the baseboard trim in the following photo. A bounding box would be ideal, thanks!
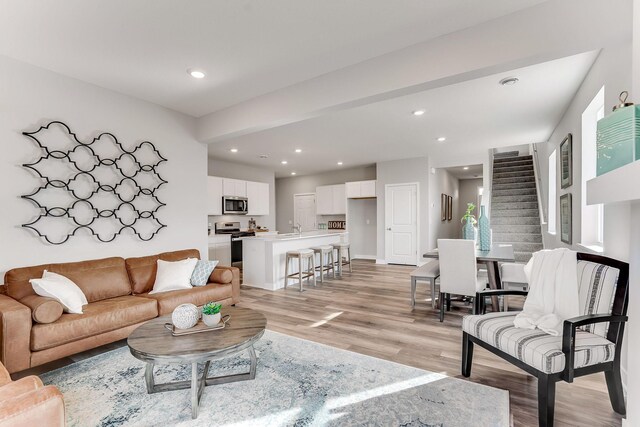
[353,254,376,260]
[375,259,387,265]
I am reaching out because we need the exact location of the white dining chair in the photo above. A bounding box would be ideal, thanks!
[437,239,488,322]
[500,262,528,311]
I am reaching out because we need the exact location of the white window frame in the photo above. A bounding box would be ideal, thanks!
[580,86,605,250]
[548,150,557,234]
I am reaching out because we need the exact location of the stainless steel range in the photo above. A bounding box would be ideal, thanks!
[214,222,255,266]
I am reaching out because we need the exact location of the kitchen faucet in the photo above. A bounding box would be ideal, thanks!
[293,223,302,235]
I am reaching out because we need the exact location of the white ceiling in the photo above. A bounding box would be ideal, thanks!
[0,0,547,117]
[208,51,598,177]
[445,164,484,180]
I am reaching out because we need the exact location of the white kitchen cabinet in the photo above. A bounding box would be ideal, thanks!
[316,185,334,215]
[207,176,223,215]
[246,181,270,216]
[316,184,346,214]
[223,178,246,197]
[345,181,360,199]
[345,180,376,199]
[332,184,346,214]
[258,182,270,215]
[208,235,231,266]
[360,180,376,198]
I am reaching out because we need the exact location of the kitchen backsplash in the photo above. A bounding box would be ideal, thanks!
[208,215,268,231]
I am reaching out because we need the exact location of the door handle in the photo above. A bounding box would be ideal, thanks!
[386,227,392,231]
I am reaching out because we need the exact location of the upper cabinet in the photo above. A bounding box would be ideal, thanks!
[316,184,346,215]
[209,177,269,216]
[207,176,223,215]
[222,178,246,197]
[345,180,376,199]
[247,181,269,216]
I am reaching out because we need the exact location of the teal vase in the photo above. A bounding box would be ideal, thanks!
[597,101,640,176]
[462,218,475,240]
[478,205,491,251]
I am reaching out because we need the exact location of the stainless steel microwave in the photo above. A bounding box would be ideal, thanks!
[222,196,248,215]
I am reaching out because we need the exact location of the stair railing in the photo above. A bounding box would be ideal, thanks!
[530,143,547,225]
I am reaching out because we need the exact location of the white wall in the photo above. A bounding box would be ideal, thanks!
[347,198,377,259]
[428,168,460,249]
[537,43,634,410]
[207,158,276,231]
[275,165,376,232]
[0,56,208,278]
[624,2,640,425]
[376,157,429,263]
[538,44,632,259]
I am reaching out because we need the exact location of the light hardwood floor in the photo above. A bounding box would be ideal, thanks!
[238,259,622,427]
[16,259,621,426]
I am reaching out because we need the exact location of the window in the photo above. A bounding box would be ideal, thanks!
[580,86,605,249]
[548,150,557,234]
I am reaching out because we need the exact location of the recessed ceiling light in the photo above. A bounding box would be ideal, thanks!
[463,166,469,170]
[437,137,446,142]
[230,148,238,153]
[499,76,519,86]
[291,172,296,175]
[187,68,206,79]
[412,110,425,116]
[337,161,343,166]
[281,160,288,165]
[295,149,302,153]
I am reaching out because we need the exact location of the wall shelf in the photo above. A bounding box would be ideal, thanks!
[587,160,640,205]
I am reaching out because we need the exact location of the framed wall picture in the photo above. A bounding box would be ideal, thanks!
[441,193,447,221]
[447,195,453,221]
[560,133,573,189]
[560,193,572,244]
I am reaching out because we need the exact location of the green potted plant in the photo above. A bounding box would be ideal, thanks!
[202,302,222,326]
[461,202,477,241]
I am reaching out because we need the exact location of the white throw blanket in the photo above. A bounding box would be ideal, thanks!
[513,248,579,336]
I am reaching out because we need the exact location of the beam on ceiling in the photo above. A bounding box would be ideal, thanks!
[196,0,632,144]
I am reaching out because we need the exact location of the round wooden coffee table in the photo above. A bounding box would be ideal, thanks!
[127,306,266,419]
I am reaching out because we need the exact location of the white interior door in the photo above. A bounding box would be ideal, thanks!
[385,183,418,265]
[294,194,317,231]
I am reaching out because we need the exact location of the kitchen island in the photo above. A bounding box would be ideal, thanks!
[241,231,348,290]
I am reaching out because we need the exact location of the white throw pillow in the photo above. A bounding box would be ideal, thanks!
[30,271,88,314]
[149,258,198,294]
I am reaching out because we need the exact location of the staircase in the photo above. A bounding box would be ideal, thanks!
[490,153,543,263]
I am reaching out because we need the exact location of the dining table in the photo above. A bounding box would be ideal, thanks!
[422,243,516,312]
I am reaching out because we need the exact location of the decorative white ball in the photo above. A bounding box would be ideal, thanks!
[171,303,199,329]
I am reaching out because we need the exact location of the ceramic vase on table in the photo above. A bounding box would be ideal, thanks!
[462,218,475,240]
[202,312,221,327]
[478,205,491,251]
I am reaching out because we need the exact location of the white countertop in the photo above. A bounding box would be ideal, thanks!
[242,230,348,242]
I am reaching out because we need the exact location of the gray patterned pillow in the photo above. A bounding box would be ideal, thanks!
[190,260,219,287]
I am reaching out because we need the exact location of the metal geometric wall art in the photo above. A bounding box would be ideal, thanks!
[21,121,168,245]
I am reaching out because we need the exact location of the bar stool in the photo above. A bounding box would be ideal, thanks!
[311,245,335,282]
[331,242,352,277]
[284,249,316,291]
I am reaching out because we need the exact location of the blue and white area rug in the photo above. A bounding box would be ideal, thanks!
[41,330,509,426]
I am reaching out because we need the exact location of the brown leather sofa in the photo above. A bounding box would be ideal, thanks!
[0,361,64,426]
[0,249,239,374]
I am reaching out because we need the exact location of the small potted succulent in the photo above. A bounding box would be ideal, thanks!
[202,302,222,326]
[461,202,478,241]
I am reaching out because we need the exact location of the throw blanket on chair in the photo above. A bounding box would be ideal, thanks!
[513,248,579,336]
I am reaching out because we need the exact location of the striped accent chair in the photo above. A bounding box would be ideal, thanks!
[461,253,629,427]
